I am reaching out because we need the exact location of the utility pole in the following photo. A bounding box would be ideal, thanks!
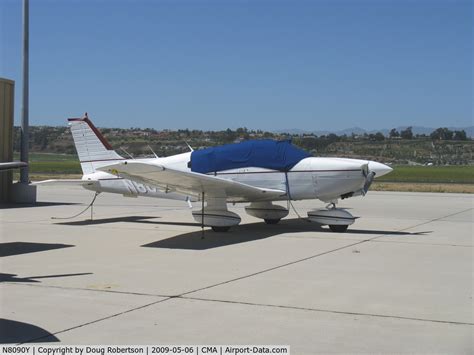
[20,0,29,183]
[11,0,36,203]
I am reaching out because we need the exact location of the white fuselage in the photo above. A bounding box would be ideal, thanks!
[82,152,392,203]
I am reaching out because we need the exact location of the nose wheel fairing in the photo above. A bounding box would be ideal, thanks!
[307,208,356,232]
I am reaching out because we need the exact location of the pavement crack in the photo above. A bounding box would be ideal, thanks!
[20,297,173,344]
[179,296,474,326]
[3,282,171,298]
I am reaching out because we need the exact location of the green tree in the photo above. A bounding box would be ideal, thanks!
[430,128,453,140]
[389,128,399,138]
[453,130,467,141]
[374,132,385,141]
[400,127,413,140]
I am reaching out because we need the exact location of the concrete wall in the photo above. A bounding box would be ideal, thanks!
[0,78,15,203]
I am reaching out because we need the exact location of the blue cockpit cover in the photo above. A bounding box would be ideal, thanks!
[190,139,311,174]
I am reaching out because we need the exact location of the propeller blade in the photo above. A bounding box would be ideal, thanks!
[363,171,376,194]
[361,163,369,177]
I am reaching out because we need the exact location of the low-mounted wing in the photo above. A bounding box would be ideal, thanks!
[98,161,286,202]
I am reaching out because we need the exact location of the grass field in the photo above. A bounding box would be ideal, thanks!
[377,165,474,184]
[27,160,81,174]
[13,153,81,179]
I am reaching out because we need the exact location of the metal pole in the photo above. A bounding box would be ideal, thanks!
[20,0,29,183]
[201,191,205,239]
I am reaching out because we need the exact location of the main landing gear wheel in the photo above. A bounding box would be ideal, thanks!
[264,219,280,225]
[211,226,231,232]
[329,225,349,233]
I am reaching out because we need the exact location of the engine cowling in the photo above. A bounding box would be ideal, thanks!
[245,202,289,220]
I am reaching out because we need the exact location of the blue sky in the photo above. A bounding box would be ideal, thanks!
[1,0,472,130]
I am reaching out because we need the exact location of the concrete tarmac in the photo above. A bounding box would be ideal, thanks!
[0,186,472,353]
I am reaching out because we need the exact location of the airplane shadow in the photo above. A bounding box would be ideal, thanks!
[56,216,201,227]
[141,219,431,250]
[0,272,93,283]
[0,318,59,343]
[0,242,74,257]
[54,215,431,250]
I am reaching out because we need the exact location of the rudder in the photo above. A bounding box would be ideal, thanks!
[68,113,124,175]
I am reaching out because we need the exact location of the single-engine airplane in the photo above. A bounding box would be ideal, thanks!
[39,114,392,232]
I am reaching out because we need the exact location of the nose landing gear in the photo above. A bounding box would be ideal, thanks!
[307,204,356,233]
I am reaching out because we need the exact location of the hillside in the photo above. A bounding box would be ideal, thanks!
[12,125,474,166]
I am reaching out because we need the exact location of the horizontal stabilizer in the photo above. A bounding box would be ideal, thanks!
[32,179,98,188]
[0,161,28,171]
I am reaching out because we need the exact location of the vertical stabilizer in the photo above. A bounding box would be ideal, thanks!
[68,113,124,175]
